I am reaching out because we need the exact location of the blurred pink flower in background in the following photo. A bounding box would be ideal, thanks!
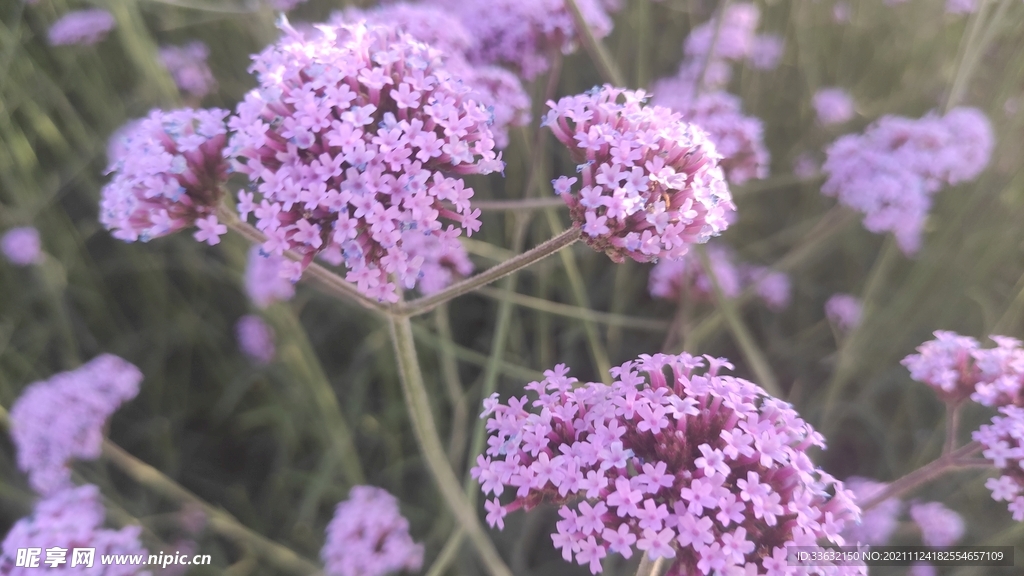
[47,9,115,46]
[1,227,43,266]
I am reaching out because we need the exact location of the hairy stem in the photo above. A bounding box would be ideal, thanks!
[0,403,321,576]
[473,197,566,211]
[387,314,512,576]
[394,227,582,317]
[434,304,470,468]
[635,554,669,576]
[219,209,391,315]
[860,442,986,511]
[424,528,466,576]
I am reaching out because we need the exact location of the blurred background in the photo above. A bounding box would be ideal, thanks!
[1,0,1023,574]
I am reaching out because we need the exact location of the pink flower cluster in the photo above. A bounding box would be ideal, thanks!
[397,229,474,295]
[1,227,43,266]
[47,9,115,46]
[812,89,855,126]
[10,355,143,495]
[901,331,1023,407]
[0,485,147,576]
[649,88,769,185]
[244,246,296,308]
[822,107,994,254]
[332,3,531,148]
[975,406,1024,521]
[100,108,230,245]
[908,501,964,547]
[546,86,734,264]
[321,486,424,576]
[228,22,501,303]
[649,244,791,311]
[472,352,861,575]
[668,3,783,94]
[236,315,275,365]
[429,0,612,80]
[824,294,862,332]
[159,41,217,100]
[840,477,901,546]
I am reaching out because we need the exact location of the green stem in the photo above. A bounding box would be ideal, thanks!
[395,227,582,317]
[464,219,529,505]
[434,304,470,468]
[696,246,782,397]
[92,438,323,576]
[220,209,391,315]
[387,315,512,576]
[860,442,986,511]
[545,210,613,382]
[425,529,466,576]
[476,286,670,332]
[564,0,625,86]
[692,0,733,98]
[635,554,669,576]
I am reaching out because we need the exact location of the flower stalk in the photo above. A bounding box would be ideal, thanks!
[387,313,513,576]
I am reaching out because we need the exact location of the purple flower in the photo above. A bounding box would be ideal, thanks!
[649,88,769,185]
[472,352,862,574]
[1,227,43,266]
[100,108,230,245]
[47,9,115,46]
[813,88,855,125]
[430,0,612,80]
[159,41,217,100]
[833,2,852,23]
[244,246,296,308]
[974,406,1024,521]
[398,230,474,295]
[331,4,531,149]
[909,562,937,576]
[822,108,993,254]
[10,355,143,495]
[841,477,901,546]
[236,315,275,365]
[228,22,501,303]
[321,486,424,576]
[546,86,734,264]
[649,244,789,310]
[825,294,862,332]
[748,34,784,70]
[909,501,964,547]
[902,331,1024,407]
[685,4,761,63]
[0,485,148,575]
[793,153,819,179]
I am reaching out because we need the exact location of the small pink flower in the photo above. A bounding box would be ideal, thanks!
[193,215,227,245]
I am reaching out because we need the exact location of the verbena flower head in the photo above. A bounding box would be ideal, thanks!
[431,0,612,80]
[813,88,855,126]
[974,406,1024,521]
[472,352,861,574]
[684,3,761,63]
[0,485,148,576]
[824,294,862,332]
[244,245,296,308]
[822,108,993,254]
[649,88,769,185]
[321,485,424,576]
[101,108,230,245]
[159,41,217,100]
[901,331,1024,407]
[236,315,275,365]
[546,85,734,264]
[1,227,43,266]
[649,244,789,310]
[748,34,784,70]
[841,477,901,546]
[908,501,964,547]
[47,9,116,46]
[331,4,531,149]
[10,355,143,495]
[228,21,501,303]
